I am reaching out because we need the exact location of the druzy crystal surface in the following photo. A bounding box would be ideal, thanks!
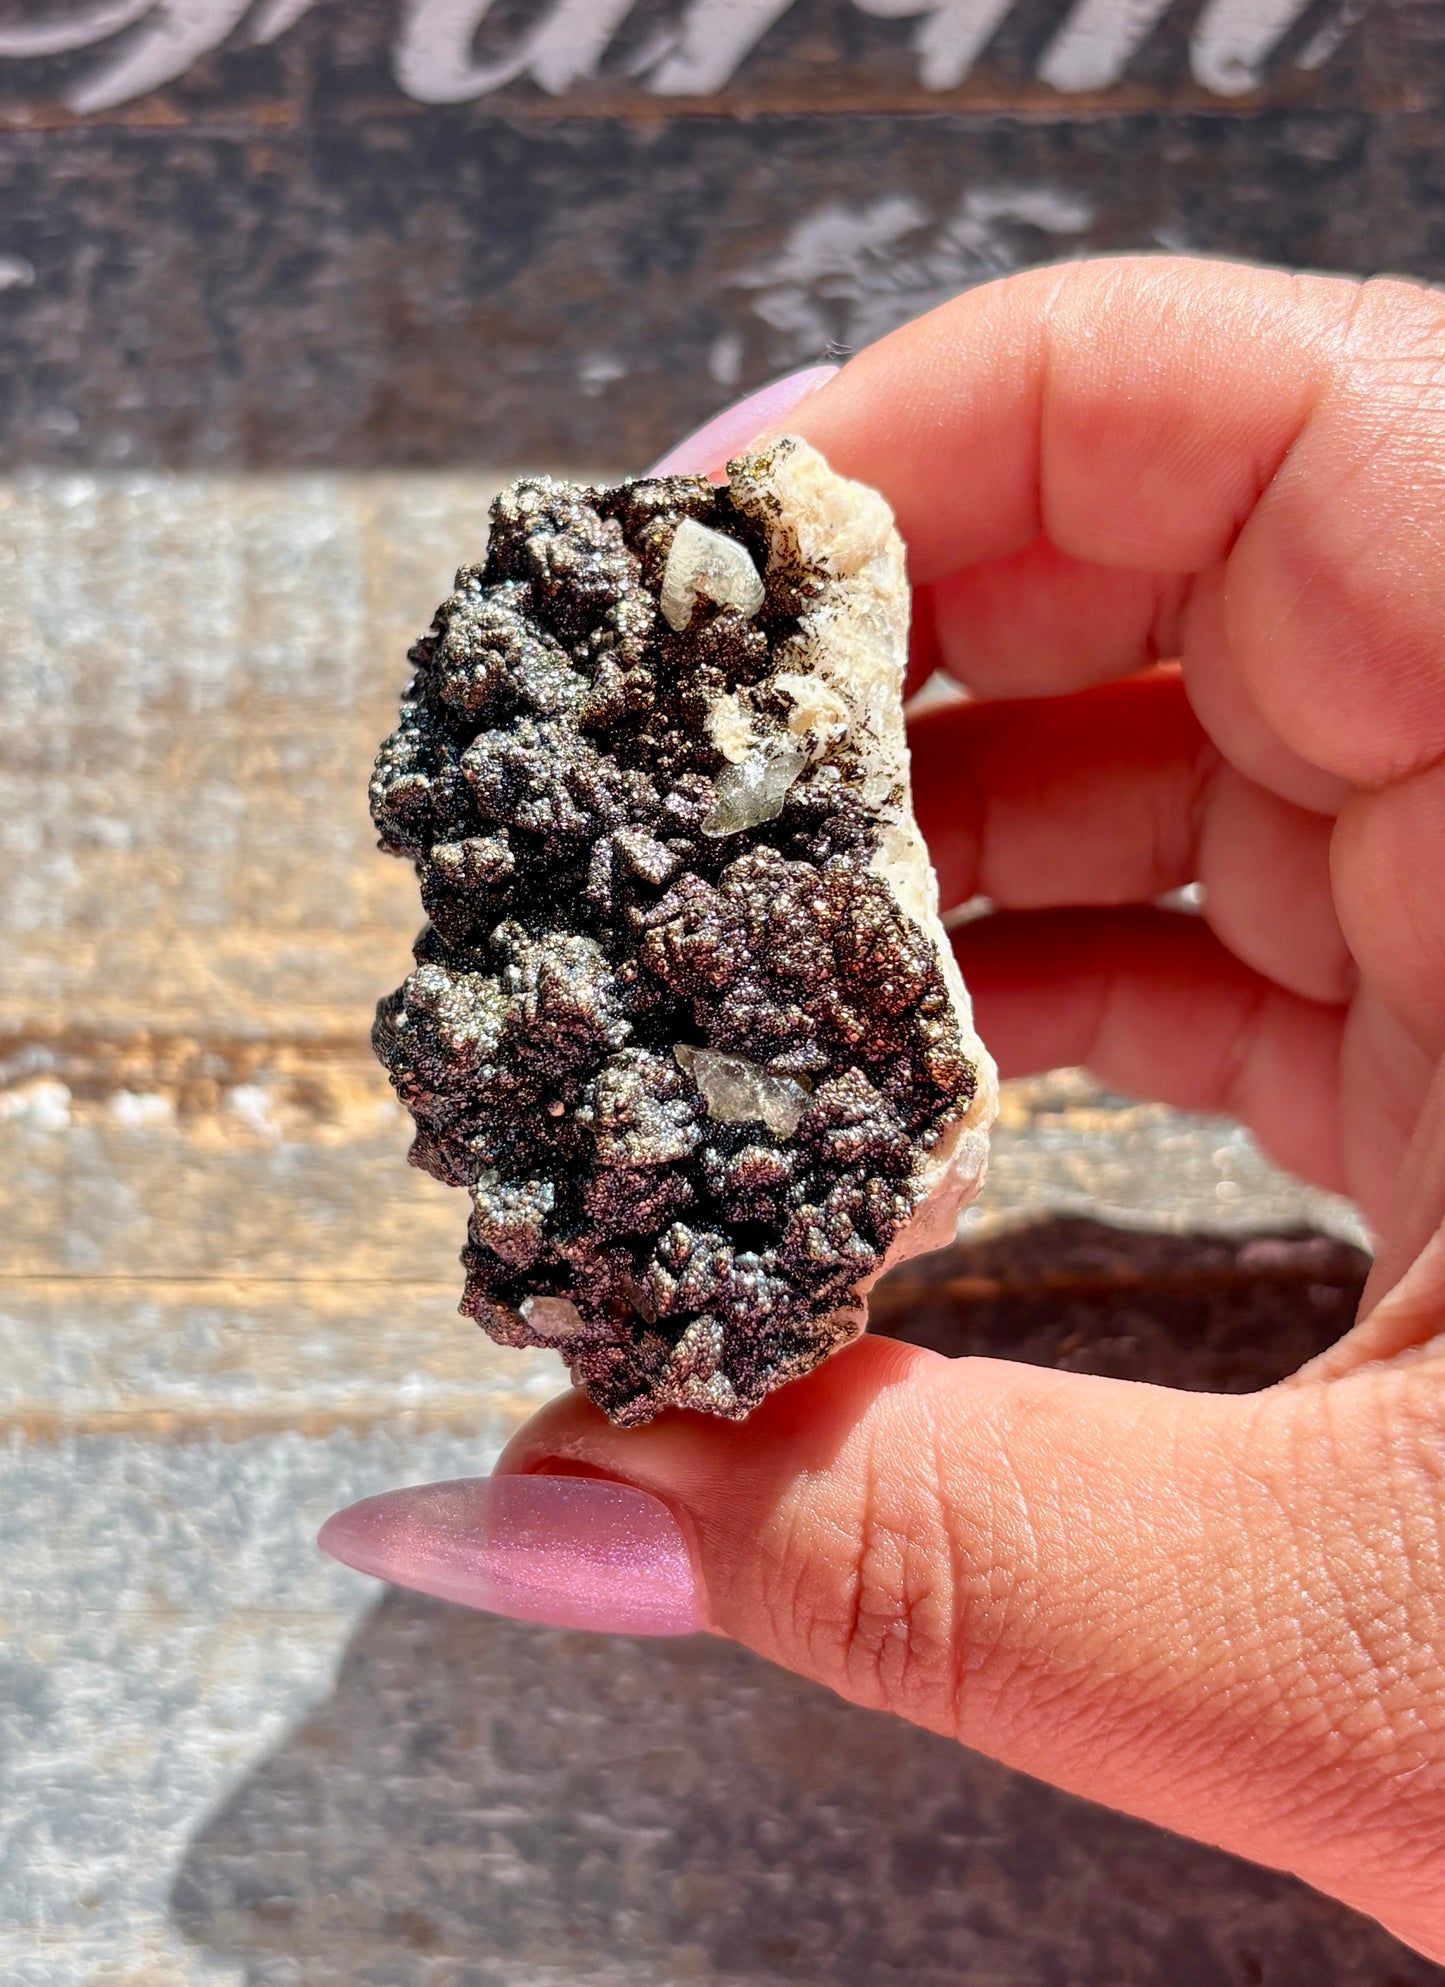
[370,438,996,1424]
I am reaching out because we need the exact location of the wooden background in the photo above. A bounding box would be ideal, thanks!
[3,5,1444,1984]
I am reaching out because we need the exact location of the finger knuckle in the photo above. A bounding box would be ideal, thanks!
[1334,276,1445,431]
[761,1418,972,1733]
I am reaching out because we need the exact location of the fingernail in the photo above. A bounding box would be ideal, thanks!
[317,1474,704,1636]
[648,363,840,478]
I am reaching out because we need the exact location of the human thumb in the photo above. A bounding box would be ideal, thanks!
[322,1329,1445,1956]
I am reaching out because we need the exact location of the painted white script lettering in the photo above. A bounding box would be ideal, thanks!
[0,0,1356,113]
[852,2,1016,93]
[0,0,154,60]
[1037,0,1175,93]
[1191,0,1319,97]
[395,0,639,103]
[644,0,798,97]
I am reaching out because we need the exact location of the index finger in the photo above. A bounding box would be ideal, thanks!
[786,256,1445,790]
[789,258,1335,582]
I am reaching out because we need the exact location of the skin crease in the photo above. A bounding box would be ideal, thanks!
[494,261,1445,1959]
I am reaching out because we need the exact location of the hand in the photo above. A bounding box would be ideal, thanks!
[322,260,1445,1959]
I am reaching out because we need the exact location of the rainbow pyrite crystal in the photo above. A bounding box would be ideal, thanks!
[370,439,996,1424]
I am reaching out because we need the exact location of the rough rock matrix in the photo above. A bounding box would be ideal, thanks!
[370,438,996,1423]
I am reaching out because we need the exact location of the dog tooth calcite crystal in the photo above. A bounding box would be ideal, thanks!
[370,437,997,1424]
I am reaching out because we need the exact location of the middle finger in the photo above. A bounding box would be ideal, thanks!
[910,675,1353,1007]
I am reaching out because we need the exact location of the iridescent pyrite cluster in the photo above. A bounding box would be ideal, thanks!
[370,440,995,1424]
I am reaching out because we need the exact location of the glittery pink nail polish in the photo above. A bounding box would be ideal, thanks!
[647,364,840,478]
[317,1474,705,1636]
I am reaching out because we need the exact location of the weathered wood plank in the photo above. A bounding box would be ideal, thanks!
[0,1281,561,1432]
[0,1217,1368,1439]
[0,472,503,1034]
[0,1420,528,1987]
[0,3,1438,470]
[3,1111,454,1280]
[0,109,1410,472]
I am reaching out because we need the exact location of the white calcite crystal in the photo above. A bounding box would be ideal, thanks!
[701,740,809,836]
[371,436,996,1424]
[673,1043,812,1139]
[659,515,767,631]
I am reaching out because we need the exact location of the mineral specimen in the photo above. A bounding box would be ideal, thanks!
[370,437,997,1424]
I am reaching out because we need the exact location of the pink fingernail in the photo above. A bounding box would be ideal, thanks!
[317,1474,704,1637]
[648,364,840,478]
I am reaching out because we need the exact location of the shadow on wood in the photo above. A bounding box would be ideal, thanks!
[168,1584,1437,1987]
[870,1215,1370,1390]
